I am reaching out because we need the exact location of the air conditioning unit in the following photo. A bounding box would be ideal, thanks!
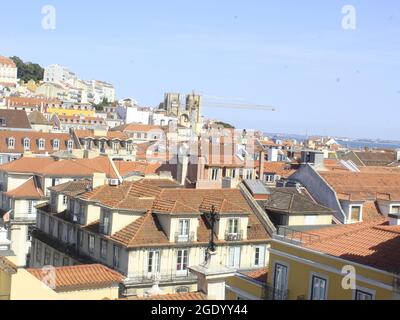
[109,179,120,186]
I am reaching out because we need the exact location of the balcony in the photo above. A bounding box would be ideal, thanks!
[174,232,195,243]
[224,231,243,242]
[125,270,197,286]
[262,283,289,300]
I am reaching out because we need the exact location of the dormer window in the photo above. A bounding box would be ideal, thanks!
[23,138,30,150]
[101,210,111,234]
[227,218,239,234]
[349,205,362,223]
[176,219,190,242]
[53,139,60,150]
[390,205,400,214]
[8,137,15,149]
[67,140,74,151]
[38,138,45,150]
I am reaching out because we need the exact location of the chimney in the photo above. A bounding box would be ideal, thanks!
[259,150,265,180]
[92,172,107,189]
[189,251,236,300]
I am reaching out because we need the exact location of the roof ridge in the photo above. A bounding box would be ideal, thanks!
[128,212,152,246]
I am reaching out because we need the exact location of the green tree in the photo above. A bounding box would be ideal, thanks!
[9,56,44,82]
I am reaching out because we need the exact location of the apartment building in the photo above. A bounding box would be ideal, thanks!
[0,156,120,267]
[289,163,400,224]
[31,179,271,297]
[111,123,166,144]
[267,218,400,300]
[3,97,61,114]
[0,56,18,87]
[43,64,77,84]
[53,115,107,131]
[0,130,76,164]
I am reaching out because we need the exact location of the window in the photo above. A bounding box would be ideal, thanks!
[67,225,73,243]
[53,139,60,150]
[176,287,189,293]
[62,195,68,205]
[58,222,63,241]
[390,205,400,214]
[148,250,161,275]
[264,174,274,183]
[77,230,83,248]
[27,226,34,241]
[231,169,236,178]
[227,247,241,268]
[67,140,74,150]
[211,168,219,180]
[36,242,42,263]
[49,218,54,236]
[304,215,318,225]
[176,249,188,275]
[53,252,60,266]
[101,210,110,235]
[273,263,288,300]
[44,248,51,265]
[28,200,33,214]
[254,246,266,267]
[100,240,108,260]
[62,257,69,266]
[227,219,239,234]
[355,289,373,300]
[246,169,253,180]
[23,138,30,150]
[8,137,15,149]
[178,219,189,240]
[310,275,327,300]
[113,246,120,268]
[38,139,45,150]
[88,235,95,254]
[349,205,362,222]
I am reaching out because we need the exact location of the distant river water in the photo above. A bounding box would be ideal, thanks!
[337,140,400,150]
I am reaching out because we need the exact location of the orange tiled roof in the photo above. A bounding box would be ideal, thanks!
[5,176,44,199]
[75,129,129,141]
[113,161,162,177]
[0,130,74,154]
[242,268,268,283]
[320,171,400,202]
[0,56,16,67]
[262,162,298,178]
[27,264,125,292]
[300,219,400,273]
[112,123,163,133]
[5,96,60,107]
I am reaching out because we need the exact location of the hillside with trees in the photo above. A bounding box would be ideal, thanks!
[9,56,44,82]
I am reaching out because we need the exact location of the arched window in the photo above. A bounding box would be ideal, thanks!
[53,139,60,150]
[23,138,30,150]
[67,140,74,151]
[8,137,15,149]
[38,138,46,150]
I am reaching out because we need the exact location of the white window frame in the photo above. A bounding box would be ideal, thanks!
[53,139,60,150]
[147,250,161,276]
[23,138,30,150]
[227,218,239,235]
[100,239,108,260]
[178,219,190,241]
[254,245,266,267]
[390,204,400,214]
[349,205,363,223]
[8,137,15,149]
[227,246,241,268]
[38,138,45,150]
[176,249,189,276]
[211,168,219,181]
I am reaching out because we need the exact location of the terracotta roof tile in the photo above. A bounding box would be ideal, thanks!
[27,264,125,292]
[302,219,400,273]
[5,177,44,199]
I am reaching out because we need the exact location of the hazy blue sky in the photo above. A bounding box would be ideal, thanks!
[1,1,400,139]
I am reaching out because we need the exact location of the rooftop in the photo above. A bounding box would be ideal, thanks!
[27,264,125,292]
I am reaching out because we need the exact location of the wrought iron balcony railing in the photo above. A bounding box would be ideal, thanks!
[175,232,195,243]
[224,231,243,242]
